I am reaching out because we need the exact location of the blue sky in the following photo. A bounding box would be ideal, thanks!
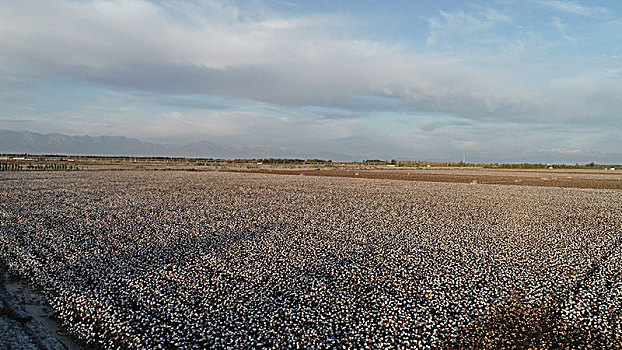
[1,0,621,162]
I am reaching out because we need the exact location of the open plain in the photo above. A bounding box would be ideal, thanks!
[238,167,622,190]
[1,170,621,349]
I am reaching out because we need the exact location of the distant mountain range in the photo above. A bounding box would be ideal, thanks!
[0,130,361,160]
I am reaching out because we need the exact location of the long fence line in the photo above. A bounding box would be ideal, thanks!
[0,163,80,171]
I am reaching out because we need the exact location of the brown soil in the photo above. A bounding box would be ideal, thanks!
[233,168,622,190]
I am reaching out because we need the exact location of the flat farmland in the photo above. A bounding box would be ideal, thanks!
[1,171,621,349]
[238,167,622,190]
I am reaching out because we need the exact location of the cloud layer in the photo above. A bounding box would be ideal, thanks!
[1,0,621,162]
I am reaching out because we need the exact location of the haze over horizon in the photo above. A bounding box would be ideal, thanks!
[1,0,621,163]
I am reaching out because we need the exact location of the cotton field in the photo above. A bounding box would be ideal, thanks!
[1,171,620,349]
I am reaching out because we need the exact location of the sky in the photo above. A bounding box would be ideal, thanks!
[1,0,621,162]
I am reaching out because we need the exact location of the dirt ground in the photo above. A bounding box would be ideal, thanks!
[235,168,622,190]
[1,267,81,350]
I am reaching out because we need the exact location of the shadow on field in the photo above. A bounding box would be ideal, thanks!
[452,237,622,349]
[449,294,618,349]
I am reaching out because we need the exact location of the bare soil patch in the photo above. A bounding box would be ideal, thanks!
[236,168,622,190]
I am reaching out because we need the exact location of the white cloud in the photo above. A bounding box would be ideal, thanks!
[538,0,609,17]
[546,148,583,154]
[0,0,543,121]
[1,0,621,162]
[426,6,512,47]
[551,16,575,41]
